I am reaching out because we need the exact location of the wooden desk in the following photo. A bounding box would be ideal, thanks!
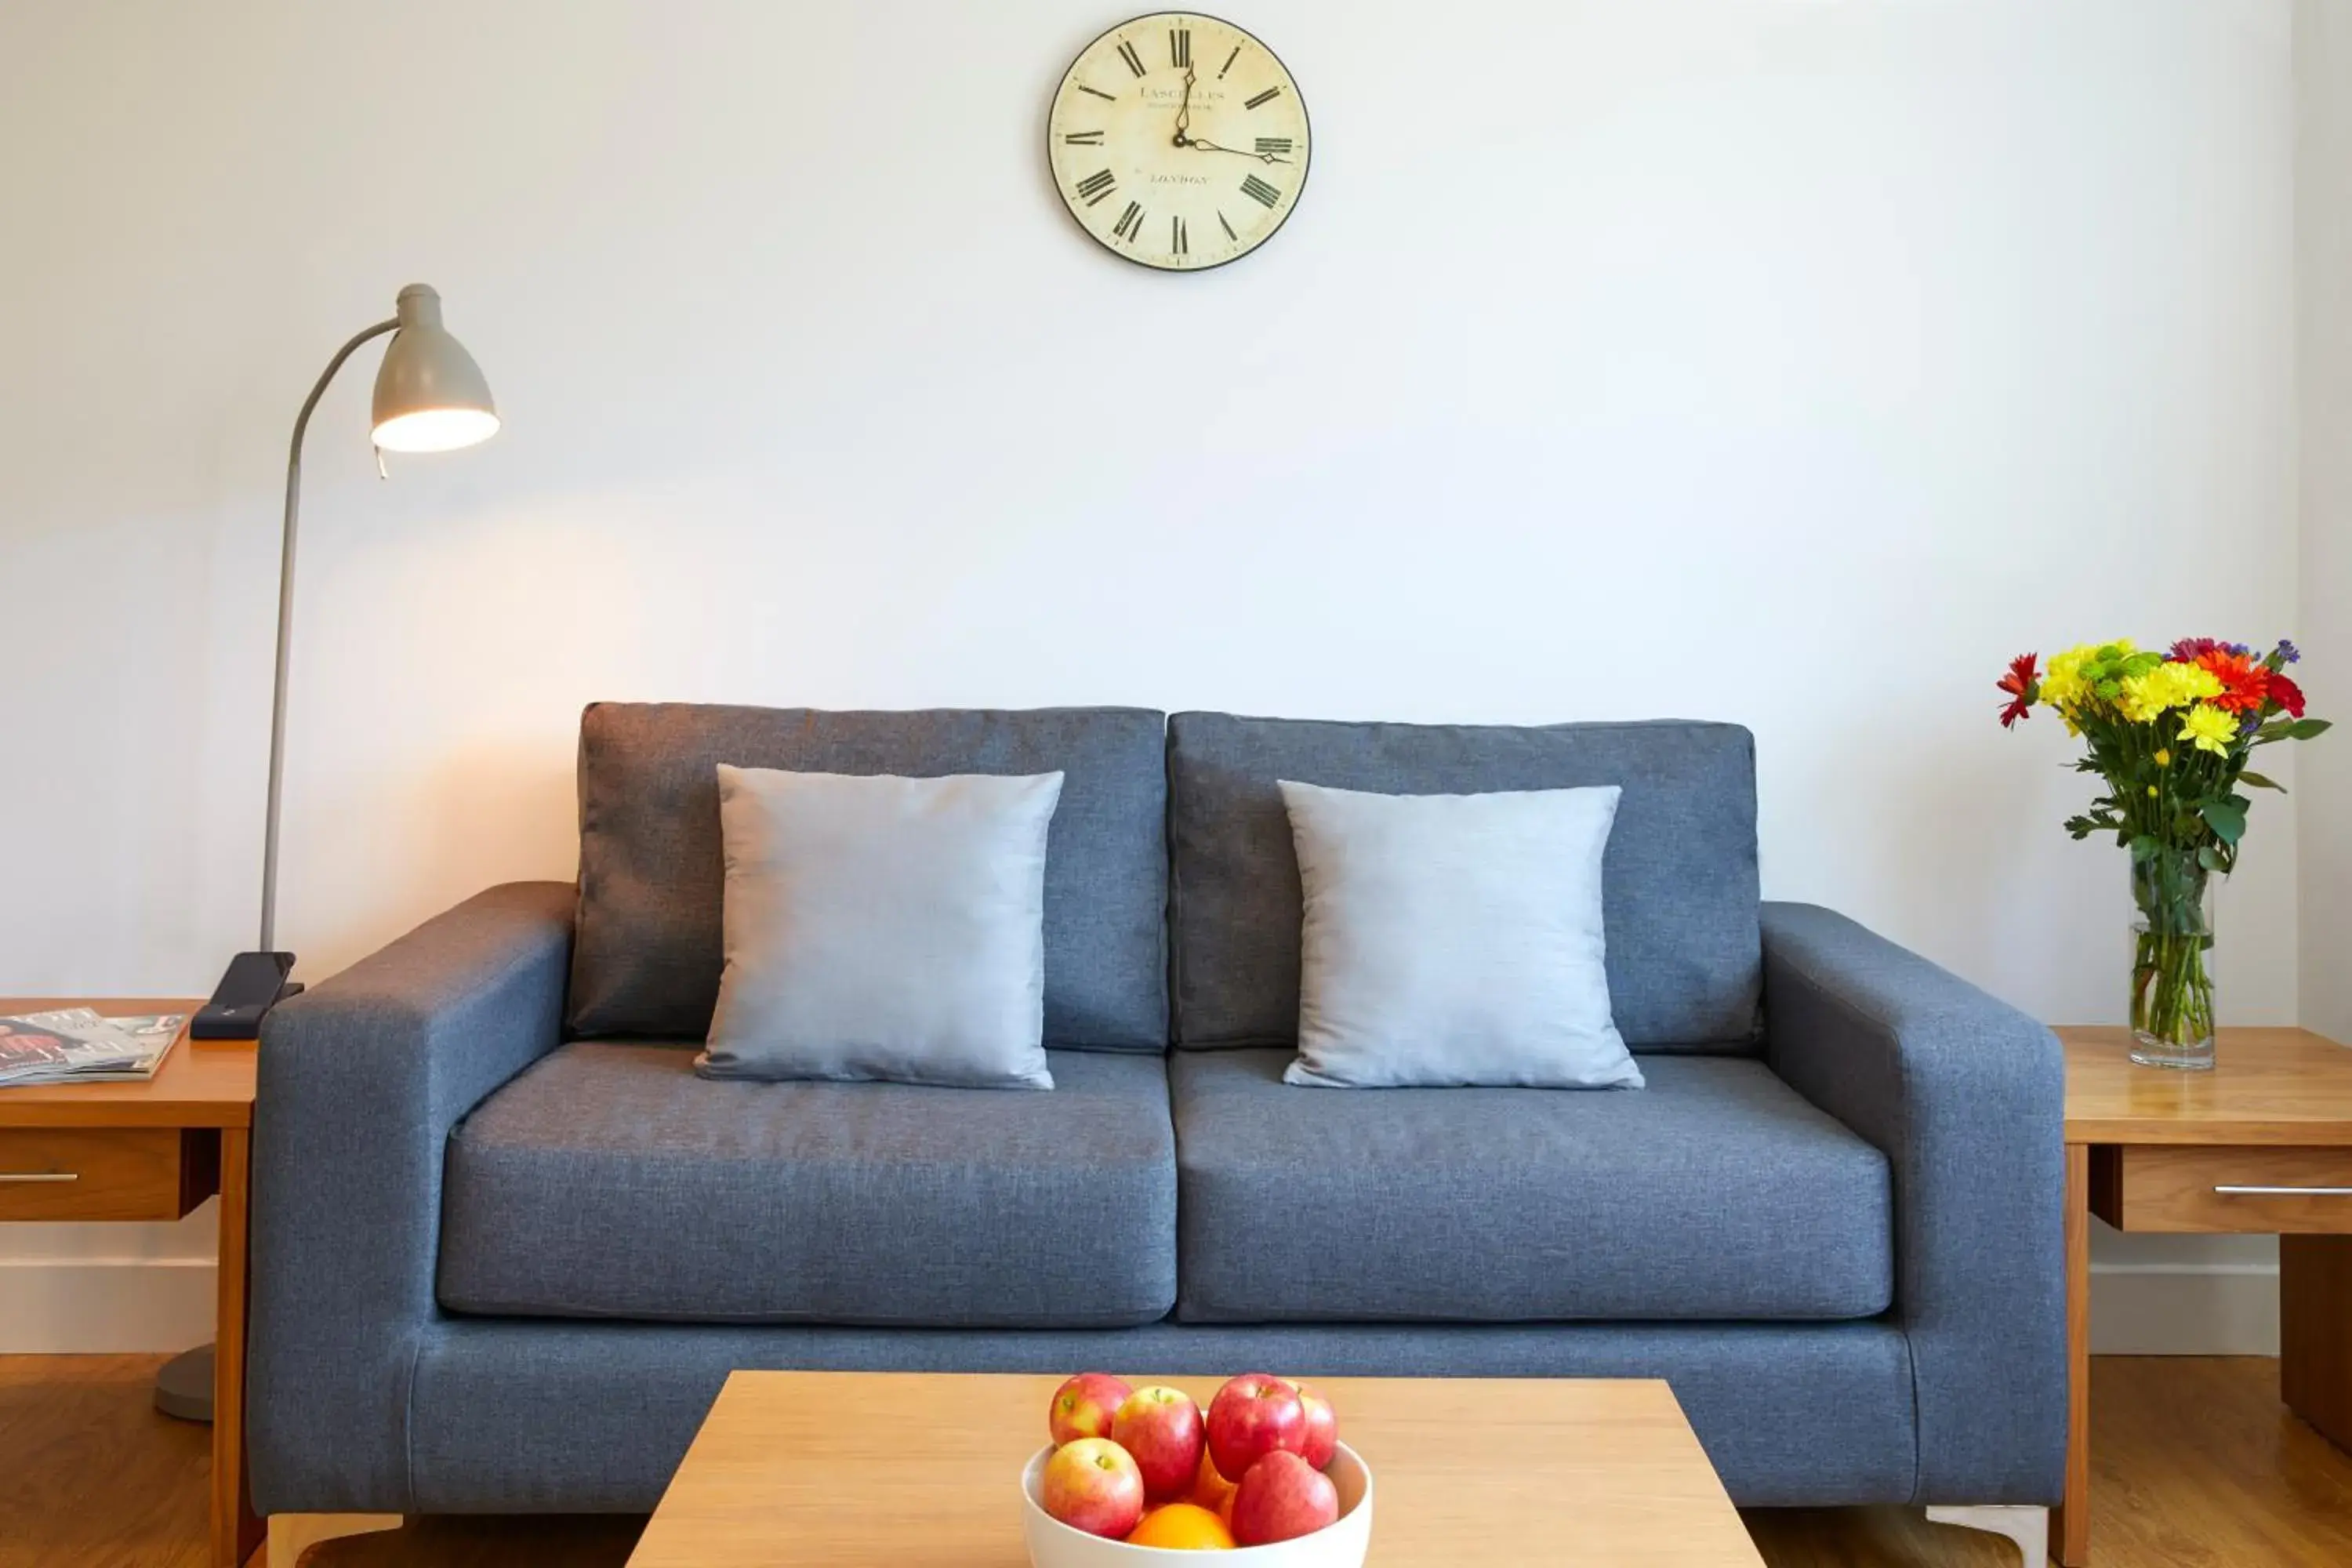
[0,997,260,1568]
[2056,1025,2352,1564]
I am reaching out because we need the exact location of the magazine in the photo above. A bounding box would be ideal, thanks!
[0,1007,185,1086]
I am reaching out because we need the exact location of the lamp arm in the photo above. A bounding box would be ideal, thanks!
[258,317,398,953]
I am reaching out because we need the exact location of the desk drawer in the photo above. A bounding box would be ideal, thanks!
[0,1128,214,1221]
[2092,1146,2352,1233]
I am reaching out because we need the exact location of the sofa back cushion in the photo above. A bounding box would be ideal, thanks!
[1166,713,1761,1052]
[568,704,1168,1047]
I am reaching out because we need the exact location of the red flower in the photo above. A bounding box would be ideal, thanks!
[2270,672,2307,718]
[1997,652,2039,729]
[2169,637,2225,662]
[2194,649,2270,714]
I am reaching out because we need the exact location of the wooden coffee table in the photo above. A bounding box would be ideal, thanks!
[628,1371,1764,1566]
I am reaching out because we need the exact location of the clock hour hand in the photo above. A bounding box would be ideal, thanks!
[1181,136,1292,165]
[1173,66,1196,145]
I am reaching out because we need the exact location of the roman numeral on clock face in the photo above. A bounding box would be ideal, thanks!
[1255,137,1293,156]
[1218,210,1237,241]
[1171,28,1190,68]
[1112,201,1145,241]
[1079,85,1116,102]
[1240,174,1281,208]
[1075,169,1116,205]
[1064,130,1104,145]
[1219,45,1241,78]
[1117,40,1146,77]
[1171,215,1188,256]
[1244,85,1282,110]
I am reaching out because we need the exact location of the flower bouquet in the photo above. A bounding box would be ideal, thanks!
[1998,638,2328,1069]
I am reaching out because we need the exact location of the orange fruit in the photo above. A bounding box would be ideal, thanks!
[1125,1501,1236,1550]
[1190,1450,1238,1514]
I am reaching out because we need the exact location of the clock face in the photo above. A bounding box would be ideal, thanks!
[1047,13,1310,271]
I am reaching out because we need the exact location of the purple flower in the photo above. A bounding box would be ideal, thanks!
[2276,638,2302,665]
[2240,709,2264,735]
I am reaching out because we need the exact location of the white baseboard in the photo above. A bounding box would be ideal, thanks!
[2091,1261,2280,1355]
[0,1257,2287,1358]
[0,1258,216,1353]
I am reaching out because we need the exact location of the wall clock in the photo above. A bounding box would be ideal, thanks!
[1047,13,1311,271]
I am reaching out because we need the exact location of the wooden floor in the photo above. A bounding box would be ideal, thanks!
[4,1356,2350,1565]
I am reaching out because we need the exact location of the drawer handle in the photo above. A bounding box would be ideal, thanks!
[2213,1184,2352,1197]
[0,1172,80,1184]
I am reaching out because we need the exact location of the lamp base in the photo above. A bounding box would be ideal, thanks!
[154,1343,215,1422]
[192,951,302,1040]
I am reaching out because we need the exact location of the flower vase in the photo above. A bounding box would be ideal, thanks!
[2129,854,2216,1070]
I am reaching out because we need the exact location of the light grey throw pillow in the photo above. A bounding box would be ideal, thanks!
[1277,780,1644,1090]
[700,765,1065,1089]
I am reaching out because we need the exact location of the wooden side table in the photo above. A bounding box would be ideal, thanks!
[0,997,260,1568]
[2055,1024,2352,1564]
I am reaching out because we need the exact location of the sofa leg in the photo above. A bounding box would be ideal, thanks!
[1926,1505,2049,1568]
[261,1513,402,1567]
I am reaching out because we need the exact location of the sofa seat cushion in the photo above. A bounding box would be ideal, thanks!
[1169,1050,1891,1323]
[438,1043,1177,1327]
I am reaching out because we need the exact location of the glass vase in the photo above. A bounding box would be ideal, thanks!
[2128,852,2217,1070]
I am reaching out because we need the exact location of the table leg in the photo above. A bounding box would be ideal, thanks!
[2051,1143,2090,1566]
[2281,1234,2352,1452]
[212,1127,263,1568]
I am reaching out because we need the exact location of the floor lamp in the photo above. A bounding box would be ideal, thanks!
[192,283,499,1042]
[163,285,498,1422]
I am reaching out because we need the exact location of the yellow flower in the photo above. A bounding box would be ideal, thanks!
[2179,704,2238,756]
[2154,749,2172,768]
[2147,786,2159,798]
[2039,646,2095,710]
[2118,661,2223,724]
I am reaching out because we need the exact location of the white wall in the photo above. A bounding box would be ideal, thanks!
[2300,2,2352,1045]
[0,0,2307,1348]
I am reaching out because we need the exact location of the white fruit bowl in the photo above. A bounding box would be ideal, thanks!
[1022,1443,1373,1568]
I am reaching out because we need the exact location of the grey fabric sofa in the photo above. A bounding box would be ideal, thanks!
[247,705,2064,1519]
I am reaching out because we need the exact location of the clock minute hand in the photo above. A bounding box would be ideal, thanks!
[1183,136,1291,165]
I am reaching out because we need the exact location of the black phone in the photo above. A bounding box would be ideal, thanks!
[192,950,300,1040]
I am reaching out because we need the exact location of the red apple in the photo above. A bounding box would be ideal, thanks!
[1111,1385,1207,1501]
[1048,1372,1132,1446]
[1292,1381,1339,1470]
[1206,1372,1308,1482]
[1231,1450,1340,1546]
[1040,1437,1145,1540]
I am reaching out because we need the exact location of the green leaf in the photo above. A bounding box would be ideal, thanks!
[2200,799,2248,846]
[2198,844,2227,872]
[2288,719,2333,741]
[2238,770,2286,792]
[2129,833,2164,862]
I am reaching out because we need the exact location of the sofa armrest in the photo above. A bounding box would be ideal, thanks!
[247,880,574,1515]
[1760,901,2064,1506]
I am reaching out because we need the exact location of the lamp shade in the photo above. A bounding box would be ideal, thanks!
[370,283,499,452]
